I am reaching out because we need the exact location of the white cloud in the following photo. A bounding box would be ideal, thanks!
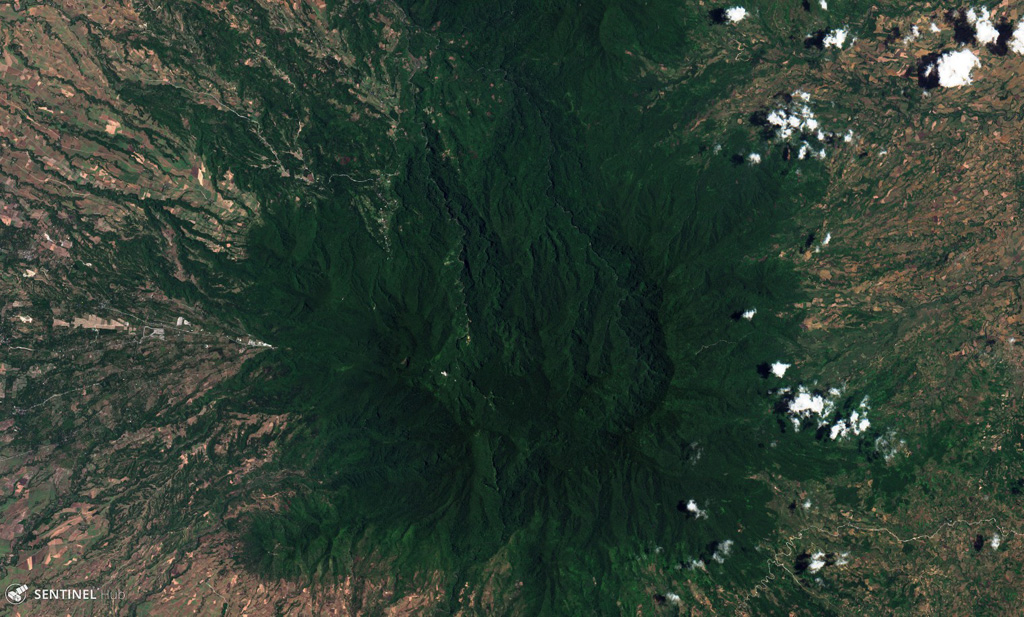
[770,362,791,378]
[787,386,830,425]
[1012,21,1024,54]
[814,232,832,254]
[875,429,907,462]
[778,386,874,440]
[971,8,999,45]
[725,7,747,23]
[741,308,757,320]
[766,99,819,138]
[829,396,872,440]
[764,93,852,159]
[711,540,734,564]
[829,414,867,439]
[819,0,827,9]
[665,592,682,604]
[823,28,849,49]
[836,551,850,565]
[930,22,941,33]
[747,152,762,164]
[808,551,827,573]
[991,533,1002,550]
[976,22,1000,45]
[936,49,980,87]
[685,499,709,519]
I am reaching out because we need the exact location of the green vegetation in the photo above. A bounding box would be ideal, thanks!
[105,0,875,612]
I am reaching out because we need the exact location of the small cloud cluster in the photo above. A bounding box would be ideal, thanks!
[685,499,709,519]
[709,6,747,24]
[687,441,703,464]
[797,549,849,574]
[917,49,980,88]
[808,551,827,573]
[828,395,871,440]
[725,6,747,23]
[765,93,818,138]
[806,27,850,50]
[770,362,791,378]
[937,49,981,86]
[814,231,833,253]
[823,28,849,49]
[711,539,734,564]
[967,8,1000,46]
[755,91,845,160]
[741,308,757,320]
[1012,22,1024,54]
[777,385,836,427]
[677,537,736,573]
[911,7,1024,89]
[684,539,735,570]
[874,428,907,462]
[991,533,1002,550]
[775,385,872,440]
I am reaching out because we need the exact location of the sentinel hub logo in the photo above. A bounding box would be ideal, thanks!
[5,583,125,605]
[6,584,27,605]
